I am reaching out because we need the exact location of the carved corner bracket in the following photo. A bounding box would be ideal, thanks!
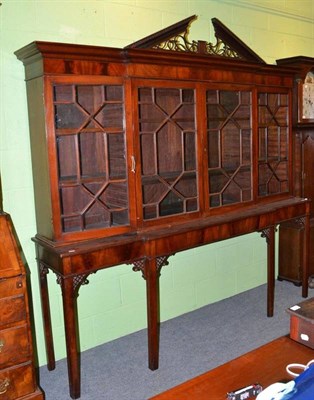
[38,260,50,278]
[131,259,146,279]
[294,217,306,228]
[38,260,94,297]
[59,274,94,296]
[131,255,174,280]
[260,226,277,244]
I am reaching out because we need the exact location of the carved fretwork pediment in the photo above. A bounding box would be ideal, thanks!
[125,15,265,64]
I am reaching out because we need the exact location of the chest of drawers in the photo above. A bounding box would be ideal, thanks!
[0,213,43,400]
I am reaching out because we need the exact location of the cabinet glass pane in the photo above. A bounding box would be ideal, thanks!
[54,84,129,233]
[207,89,252,208]
[138,87,198,220]
[258,93,289,196]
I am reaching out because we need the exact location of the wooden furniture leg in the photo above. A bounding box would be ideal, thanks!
[144,257,160,371]
[266,226,275,317]
[261,226,275,317]
[60,275,81,400]
[38,261,56,371]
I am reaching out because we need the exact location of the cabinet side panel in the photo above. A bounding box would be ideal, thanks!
[26,78,53,239]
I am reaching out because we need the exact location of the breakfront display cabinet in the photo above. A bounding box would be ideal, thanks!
[16,16,311,399]
[276,57,314,285]
[16,26,295,244]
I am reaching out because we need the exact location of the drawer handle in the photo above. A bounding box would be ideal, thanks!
[0,339,4,353]
[0,378,10,395]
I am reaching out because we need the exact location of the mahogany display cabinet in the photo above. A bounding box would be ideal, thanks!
[15,16,311,399]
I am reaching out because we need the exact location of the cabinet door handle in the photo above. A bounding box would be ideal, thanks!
[131,156,136,173]
[0,378,10,395]
[0,339,4,353]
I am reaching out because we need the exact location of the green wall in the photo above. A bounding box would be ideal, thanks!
[1,0,313,366]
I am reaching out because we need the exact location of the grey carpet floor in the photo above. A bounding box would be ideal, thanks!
[38,281,312,399]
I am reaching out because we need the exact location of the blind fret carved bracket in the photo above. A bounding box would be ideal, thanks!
[38,261,93,297]
[57,274,94,297]
[131,255,174,280]
[131,259,146,279]
[38,260,49,279]
[260,226,278,244]
[261,228,271,244]
[156,255,173,276]
[294,217,306,228]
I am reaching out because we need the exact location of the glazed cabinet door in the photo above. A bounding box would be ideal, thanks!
[45,76,136,241]
[134,81,201,224]
[205,86,291,211]
[133,83,293,225]
[257,89,291,198]
[205,87,253,209]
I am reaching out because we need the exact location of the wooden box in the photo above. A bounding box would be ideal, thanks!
[287,297,314,349]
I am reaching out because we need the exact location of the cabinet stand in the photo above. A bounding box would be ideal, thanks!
[35,199,310,399]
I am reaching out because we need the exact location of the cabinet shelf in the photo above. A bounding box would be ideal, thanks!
[56,127,124,135]
[59,175,126,185]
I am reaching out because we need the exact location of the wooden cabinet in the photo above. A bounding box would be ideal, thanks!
[0,213,43,400]
[15,16,311,399]
[278,220,314,284]
[16,46,294,244]
[276,57,314,285]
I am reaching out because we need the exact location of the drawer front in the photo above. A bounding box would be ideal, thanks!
[0,325,30,368]
[0,363,36,399]
[0,277,25,299]
[0,276,27,329]
[0,295,26,329]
